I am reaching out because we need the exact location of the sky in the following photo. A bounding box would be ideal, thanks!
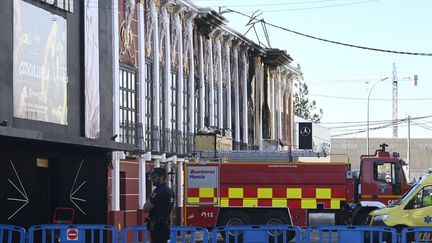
[193,0,432,139]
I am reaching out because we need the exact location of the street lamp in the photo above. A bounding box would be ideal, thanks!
[367,77,389,154]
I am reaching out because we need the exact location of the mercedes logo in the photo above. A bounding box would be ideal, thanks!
[300,126,311,137]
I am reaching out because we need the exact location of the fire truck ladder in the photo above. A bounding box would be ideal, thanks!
[195,150,326,162]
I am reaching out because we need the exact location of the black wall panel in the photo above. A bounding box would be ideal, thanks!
[0,140,108,228]
[0,0,114,144]
[0,0,13,124]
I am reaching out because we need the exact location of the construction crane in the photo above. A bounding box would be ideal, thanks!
[310,65,418,139]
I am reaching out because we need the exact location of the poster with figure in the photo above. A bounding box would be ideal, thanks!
[84,0,100,138]
[13,0,68,125]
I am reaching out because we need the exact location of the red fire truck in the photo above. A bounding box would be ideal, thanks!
[182,144,411,235]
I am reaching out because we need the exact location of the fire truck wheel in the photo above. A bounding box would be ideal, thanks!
[218,211,251,242]
[263,211,294,242]
[352,208,373,225]
[219,210,251,227]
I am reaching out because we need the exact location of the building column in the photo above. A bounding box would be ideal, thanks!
[277,68,283,140]
[137,1,146,208]
[215,35,223,128]
[160,5,171,152]
[174,9,183,153]
[185,13,196,149]
[241,48,249,146]
[207,37,215,127]
[149,0,160,151]
[255,57,263,149]
[111,0,120,211]
[232,44,240,146]
[281,72,287,142]
[199,35,205,129]
[224,38,232,131]
[287,71,295,150]
[270,70,276,139]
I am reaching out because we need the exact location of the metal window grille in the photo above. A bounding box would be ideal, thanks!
[159,66,165,151]
[214,86,218,127]
[171,71,177,153]
[119,68,136,144]
[182,75,189,153]
[145,61,153,150]
[194,78,199,133]
[204,81,209,126]
[223,84,227,129]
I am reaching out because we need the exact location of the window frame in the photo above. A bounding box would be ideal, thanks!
[119,67,136,145]
[144,61,153,150]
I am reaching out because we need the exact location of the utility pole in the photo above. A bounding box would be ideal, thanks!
[392,63,398,138]
[366,77,389,154]
[407,115,411,181]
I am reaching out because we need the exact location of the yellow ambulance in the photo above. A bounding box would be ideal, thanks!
[369,170,432,231]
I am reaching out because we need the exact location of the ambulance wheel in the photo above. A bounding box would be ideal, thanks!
[395,226,413,243]
[218,211,251,242]
[364,229,393,243]
[263,211,295,242]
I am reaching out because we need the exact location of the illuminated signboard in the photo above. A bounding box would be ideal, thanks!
[13,0,68,125]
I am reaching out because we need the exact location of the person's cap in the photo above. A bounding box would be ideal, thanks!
[150,167,167,178]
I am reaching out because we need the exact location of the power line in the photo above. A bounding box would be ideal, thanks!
[77,1,431,61]
[196,0,340,2]
[330,116,432,137]
[331,120,399,137]
[332,121,432,137]
[309,93,432,101]
[204,0,367,8]
[320,115,432,125]
[227,0,380,12]
[226,9,432,56]
[412,121,432,131]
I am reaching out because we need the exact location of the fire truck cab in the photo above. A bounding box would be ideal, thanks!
[182,144,410,233]
[350,143,411,225]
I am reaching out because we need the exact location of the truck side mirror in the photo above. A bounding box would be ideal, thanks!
[394,164,402,184]
[400,159,408,166]
[392,183,402,195]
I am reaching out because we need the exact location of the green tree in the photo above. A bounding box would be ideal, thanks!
[293,65,323,123]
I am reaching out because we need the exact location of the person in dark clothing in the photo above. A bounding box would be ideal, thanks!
[143,167,175,243]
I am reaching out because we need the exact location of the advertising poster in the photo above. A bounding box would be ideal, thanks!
[84,0,100,138]
[13,0,68,124]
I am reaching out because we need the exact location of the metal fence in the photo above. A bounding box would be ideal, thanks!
[28,224,117,243]
[170,226,209,243]
[119,225,149,243]
[0,224,26,243]
[211,225,301,243]
[305,225,398,243]
[401,227,432,243]
[5,223,432,243]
